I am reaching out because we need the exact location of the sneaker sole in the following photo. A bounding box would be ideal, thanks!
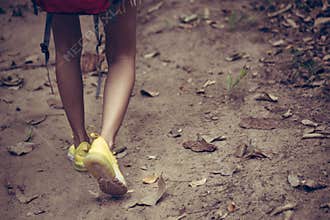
[83,152,127,196]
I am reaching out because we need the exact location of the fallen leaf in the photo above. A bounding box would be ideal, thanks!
[138,175,166,206]
[24,126,33,142]
[116,151,127,159]
[211,164,238,176]
[180,14,198,23]
[189,178,207,188]
[203,79,216,88]
[244,148,271,159]
[167,213,187,220]
[26,115,47,126]
[147,2,163,14]
[225,52,244,62]
[283,210,294,220]
[16,190,39,204]
[140,165,148,171]
[302,133,329,139]
[140,89,160,97]
[301,119,318,127]
[142,174,159,184]
[147,155,157,160]
[47,98,63,109]
[168,127,182,138]
[314,17,330,27]
[227,202,237,213]
[239,117,278,130]
[24,55,40,64]
[0,73,24,87]
[33,210,46,215]
[235,143,248,158]
[271,39,286,47]
[7,142,36,156]
[254,92,278,102]
[143,51,160,59]
[282,109,293,119]
[200,134,226,143]
[182,136,217,152]
[301,179,327,192]
[270,203,297,216]
[113,146,127,155]
[288,174,301,188]
[320,202,330,209]
[267,4,292,18]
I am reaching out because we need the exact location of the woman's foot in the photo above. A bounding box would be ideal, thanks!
[83,136,127,196]
[67,142,91,172]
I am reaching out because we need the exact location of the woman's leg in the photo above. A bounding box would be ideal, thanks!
[100,3,137,148]
[52,14,89,147]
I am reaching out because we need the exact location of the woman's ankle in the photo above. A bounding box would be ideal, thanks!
[73,133,90,147]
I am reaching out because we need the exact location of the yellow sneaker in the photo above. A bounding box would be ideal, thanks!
[67,142,91,172]
[83,137,127,196]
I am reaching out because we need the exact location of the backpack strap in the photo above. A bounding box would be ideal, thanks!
[31,0,38,15]
[93,15,103,99]
[41,13,55,94]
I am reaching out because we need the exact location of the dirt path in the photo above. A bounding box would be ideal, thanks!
[1,0,329,220]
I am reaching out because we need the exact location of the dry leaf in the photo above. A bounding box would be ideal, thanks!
[211,164,238,176]
[267,4,292,18]
[140,89,160,97]
[270,203,297,216]
[147,2,163,14]
[182,137,217,152]
[1,73,24,87]
[16,190,39,204]
[7,142,36,156]
[168,127,182,138]
[254,92,278,102]
[138,175,166,206]
[227,202,237,213]
[24,55,40,64]
[143,51,160,59]
[239,117,278,130]
[244,148,271,159]
[271,39,286,47]
[301,179,327,191]
[26,115,47,126]
[47,98,63,109]
[282,109,293,119]
[235,143,248,158]
[225,53,243,62]
[288,174,301,188]
[189,178,207,188]
[203,79,216,88]
[147,155,157,160]
[302,133,329,139]
[180,14,198,23]
[301,119,318,127]
[200,134,226,143]
[142,174,159,184]
[314,17,330,27]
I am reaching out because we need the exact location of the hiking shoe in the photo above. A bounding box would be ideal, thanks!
[67,142,91,172]
[83,136,127,196]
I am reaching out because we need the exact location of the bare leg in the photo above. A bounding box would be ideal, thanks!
[100,4,137,148]
[52,14,89,147]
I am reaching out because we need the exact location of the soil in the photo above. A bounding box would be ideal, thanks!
[1,0,329,220]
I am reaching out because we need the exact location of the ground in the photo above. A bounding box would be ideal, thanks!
[0,0,329,220]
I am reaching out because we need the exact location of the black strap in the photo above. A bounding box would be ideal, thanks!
[31,0,38,15]
[41,13,54,94]
[40,13,53,65]
[93,15,103,99]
